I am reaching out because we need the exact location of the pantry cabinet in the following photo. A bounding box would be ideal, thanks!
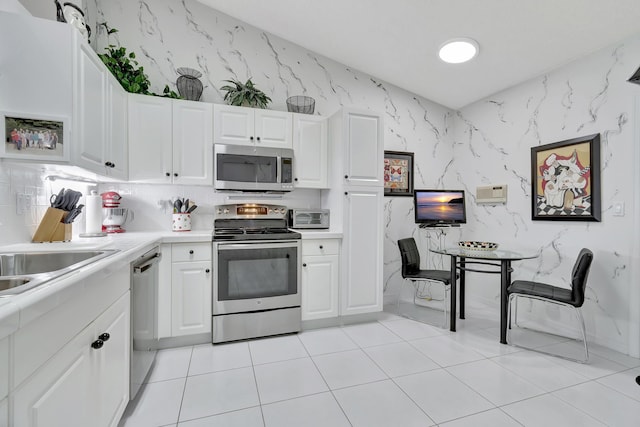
[341,187,384,315]
[293,114,328,188]
[214,104,293,149]
[323,108,384,317]
[301,239,340,320]
[12,293,130,427]
[73,39,128,180]
[129,95,213,185]
[158,243,212,338]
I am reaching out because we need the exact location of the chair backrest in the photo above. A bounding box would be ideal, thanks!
[398,238,421,277]
[571,248,593,307]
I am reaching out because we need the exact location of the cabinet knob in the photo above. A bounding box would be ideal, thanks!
[256,136,261,141]
[319,245,323,249]
[91,339,104,350]
[294,178,298,182]
[344,192,348,195]
[250,136,254,141]
[104,161,112,167]
[205,269,210,273]
[302,263,307,267]
[99,333,110,342]
[174,173,178,177]
[189,250,194,254]
[166,172,171,177]
[344,175,348,179]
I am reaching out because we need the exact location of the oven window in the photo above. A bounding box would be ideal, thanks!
[217,154,277,183]
[218,246,298,300]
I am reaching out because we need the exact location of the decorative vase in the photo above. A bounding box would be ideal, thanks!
[176,67,203,101]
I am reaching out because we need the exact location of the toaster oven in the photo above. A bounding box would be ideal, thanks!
[288,209,330,229]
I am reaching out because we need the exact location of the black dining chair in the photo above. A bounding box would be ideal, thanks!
[507,248,593,363]
[397,238,457,327]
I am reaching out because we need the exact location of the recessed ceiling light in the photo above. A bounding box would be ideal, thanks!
[438,38,479,64]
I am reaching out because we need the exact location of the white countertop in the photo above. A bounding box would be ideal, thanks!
[0,230,213,339]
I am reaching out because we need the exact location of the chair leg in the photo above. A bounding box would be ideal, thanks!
[506,293,589,363]
[513,294,520,327]
[574,306,589,362]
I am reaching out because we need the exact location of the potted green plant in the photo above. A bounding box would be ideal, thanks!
[97,23,180,98]
[220,78,271,108]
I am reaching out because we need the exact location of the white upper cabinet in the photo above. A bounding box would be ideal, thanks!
[344,110,384,186]
[293,114,328,188]
[129,95,213,185]
[73,38,128,180]
[214,105,293,149]
[172,100,214,185]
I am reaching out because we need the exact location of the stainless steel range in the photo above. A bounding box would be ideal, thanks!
[212,203,301,343]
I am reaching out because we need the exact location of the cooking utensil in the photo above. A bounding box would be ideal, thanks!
[173,199,182,213]
[186,204,197,214]
[183,199,189,213]
[65,190,82,211]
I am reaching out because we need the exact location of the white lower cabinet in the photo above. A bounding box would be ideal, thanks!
[0,336,7,427]
[301,239,340,321]
[12,292,130,427]
[171,260,212,336]
[158,243,212,338]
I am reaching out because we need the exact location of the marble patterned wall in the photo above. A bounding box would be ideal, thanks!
[92,0,454,296]
[3,0,638,354]
[454,37,640,354]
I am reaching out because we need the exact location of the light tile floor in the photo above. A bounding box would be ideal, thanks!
[119,306,640,427]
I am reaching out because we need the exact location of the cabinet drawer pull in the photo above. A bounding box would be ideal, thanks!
[319,245,323,249]
[205,269,210,273]
[302,263,307,267]
[91,339,104,350]
[189,250,194,254]
[99,333,110,342]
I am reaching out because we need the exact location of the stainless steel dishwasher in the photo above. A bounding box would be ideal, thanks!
[130,247,161,399]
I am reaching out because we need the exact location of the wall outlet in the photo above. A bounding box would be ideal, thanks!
[16,193,32,215]
[612,201,625,217]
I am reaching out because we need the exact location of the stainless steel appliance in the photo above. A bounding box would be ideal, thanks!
[214,144,294,192]
[212,203,301,343]
[130,247,161,399]
[288,208,330,229]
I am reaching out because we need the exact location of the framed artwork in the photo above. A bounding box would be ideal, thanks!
[1,112,69,162]
[384,150,414,196]
[531,133,601,221]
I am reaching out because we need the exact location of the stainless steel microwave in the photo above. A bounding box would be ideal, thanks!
[288,209,330,229]
[214,144,294,192]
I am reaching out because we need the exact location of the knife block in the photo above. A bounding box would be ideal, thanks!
[32,207,72,242]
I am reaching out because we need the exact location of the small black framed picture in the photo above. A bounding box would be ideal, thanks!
[384,150,414,196]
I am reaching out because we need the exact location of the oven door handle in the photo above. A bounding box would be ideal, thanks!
[216,241,300,250]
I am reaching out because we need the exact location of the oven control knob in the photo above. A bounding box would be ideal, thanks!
[269,209,273,213]
[223,208,230,214]
[217,208,222,214]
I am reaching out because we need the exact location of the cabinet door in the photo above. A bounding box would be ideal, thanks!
[293,114,328,188]
[342,187,383,315]
[173,100,213,185]
[171,261,212,336]
[74,40,106,173]
[94,293,130,427]
[13,327,93,427]
[128,94,173,183]
[344,111,383,186]
[255,109,293,149]
[105,75,128,180]
[302,254,339,320]
[0,336,7,406]
[213,104,254,146]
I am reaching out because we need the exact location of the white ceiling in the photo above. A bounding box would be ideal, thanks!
[198,0,640,110]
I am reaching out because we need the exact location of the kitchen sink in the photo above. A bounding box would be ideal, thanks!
[0,249,118,297]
